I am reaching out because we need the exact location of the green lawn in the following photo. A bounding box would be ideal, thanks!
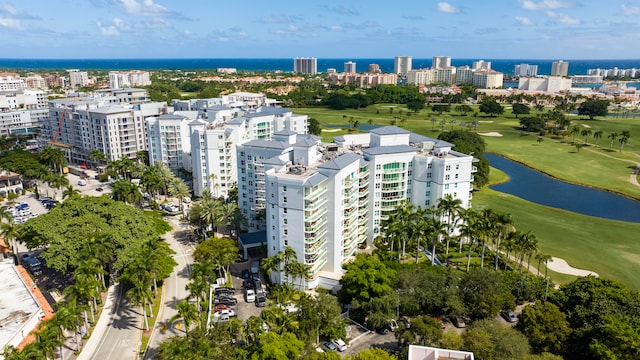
[295,104,640,291]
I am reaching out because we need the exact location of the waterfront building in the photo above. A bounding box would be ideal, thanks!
[293,57,318,75]
[217,68,237,74]
[571,75,604,84]
[407,69,432,85]
[514,64,538,77]
[326,68,337,74]
[328,73,397,88]
[433,67,456,85]
[473,70,504,88]
[455,66,474,85]
[368,64,381,73]
[109,70,151,89]
[344,61,357,73]
[67,69,89,89]
[472,60,491,71]
[518,76,572,92]
[394,56,412,75]
[432,56,451,69]
[551,60,569,77]
[241,126,475,289]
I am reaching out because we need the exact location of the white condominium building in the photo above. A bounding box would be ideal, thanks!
[551,60,569,77]
[455,66,474,85]
[44,94,167,164]
[146,112,198,172]
[394,56,413,75]
[344,61,357,73]
[518,76,572,92]
[514,64,538,77]
[293,58,318,75]
[191,106,308,198]
[0,76,27,92]
[67,69,89,89]
[432,56,452,69]
[472,60,491,71]
[109,71,152,89]
[240,126,475,289]
[473,70,504,89]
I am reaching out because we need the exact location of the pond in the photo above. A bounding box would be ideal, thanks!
[485,153,640,223]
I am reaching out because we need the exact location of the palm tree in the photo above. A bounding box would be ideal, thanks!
[89,149,107,168]
[608,132,619,148]
[53,300,83,351]
[436,195,463,255]
[228,208,248,239]
[126,280,154,331]
[449,119,456,130]
[169,178,190,212]
[62,185,81,200]
[491,212,513,270]
[427,215,447,266]
[581,128,592,144]
[111,179,142,206]
[200,199,223,237]
[172,299,200,336]
[569,125,580,143]
[593,130,603,146]
[458,208,479,272]
[535,253,552,278]
[48,173,69,199]
[1,222,21,264]
[40,146,66,174]
[430,117,437,131]
[155,163,175,198]
[35,322,65,360]
[619,130,631,152]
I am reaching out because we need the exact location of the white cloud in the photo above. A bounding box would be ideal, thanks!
[520,0,573,10]
[515,16,534,25]
[0,3,17,15]
[437,2,460,13]
[545,10,580,24]
[183,29,192,35]
[97,21,120,36]
[0,17,21,29]
[621,4,640,15]
[117,0,169,17]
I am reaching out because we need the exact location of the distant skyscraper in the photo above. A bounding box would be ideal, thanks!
[472,60,491,71]
[293,57,318,75]
[514,64,538,77]
[551,60,569,76]
[344,61,357,73]
[432,56,451,69]
[394,56,412,75]
[368,64,381,73]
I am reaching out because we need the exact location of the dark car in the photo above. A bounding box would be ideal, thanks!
[376,326,389,334]
[96,187,104,192]
[215,287,235,296]
[243,279,253,289]
[253,278,263,293]
[398,317,411,329]
[452,317,466,328]
[255,294,267,307]
[214,296,238,306]
[241,269,251,279]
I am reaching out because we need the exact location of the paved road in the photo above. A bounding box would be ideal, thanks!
[143,217,195,359]
[87,283,142,360]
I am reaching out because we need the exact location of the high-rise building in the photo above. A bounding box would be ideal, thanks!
[394,56,412,75]
[455,66,474,85]
[432,56,451,69]
[368,64,381,73]
[109,70,151,89]
[473,70,504,88]
[239,126,476,289]
[551,60,569,77]
[344,61,357,73]
[514,64,538,77]
[146,112,198,172]
[472,60,491,71]
[293,57,318,75]
[67,69,89,89]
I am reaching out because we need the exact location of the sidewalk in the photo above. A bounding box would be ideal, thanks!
[76,284,116,360]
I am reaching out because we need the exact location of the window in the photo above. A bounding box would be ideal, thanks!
[427,163,432,169]
[446,165,451,171]
[284,219,288,224]
[284,229,288,235]
[425,191,431,196]
[283,197,287,203]
[284,240,288,246]
[426,181,431,188]
[456,164,460,170]
[375,183,381,189]
[425,200,430,206]
[284,208,287,214]
[445,175,450,180]
[283,186,287,192]
[455,174,459,179]
[445,184,450,190]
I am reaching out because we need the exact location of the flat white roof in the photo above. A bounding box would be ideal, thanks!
[0,260,41,349]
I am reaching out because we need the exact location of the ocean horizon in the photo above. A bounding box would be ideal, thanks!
[2,58,640,76]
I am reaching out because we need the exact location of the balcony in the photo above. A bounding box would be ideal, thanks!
[471,166,478,173]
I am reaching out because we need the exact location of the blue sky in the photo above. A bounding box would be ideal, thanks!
[1,0,639,59]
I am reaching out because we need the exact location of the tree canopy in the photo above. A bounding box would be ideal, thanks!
[479,98,505,116]
[577,99,609,119]
[437,130,490,188]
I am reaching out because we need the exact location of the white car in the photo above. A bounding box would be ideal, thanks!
[78,179,87,186]
[18,208,31,217]
[332,338,347,352]
[14,216,27,224]
[245,289,256,303]
[214,309,236,318]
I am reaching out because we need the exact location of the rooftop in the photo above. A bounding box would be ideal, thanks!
[0,260,42,349]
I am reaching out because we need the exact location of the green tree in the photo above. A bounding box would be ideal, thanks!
[516,301,571,354]
[460,268,512,320]
[251,331,305,360]
[578,99,609,119]
[307,118,322,135]
[520,117,546,132]
[463,319,531,360]
[347,348,398,360]
[1,221,21,264]
[593,130,603,146]
[608,132,619,148]
[339,254,396,304]
[479,98,504,116]
[438,130,490,188]
[62,184,81,200]
[512,103,531,118]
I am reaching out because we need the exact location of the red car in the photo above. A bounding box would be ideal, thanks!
[214,304,232,313]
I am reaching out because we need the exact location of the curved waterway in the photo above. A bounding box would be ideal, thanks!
[485,153,640,223]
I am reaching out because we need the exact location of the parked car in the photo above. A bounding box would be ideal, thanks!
[388,319,399,332]
[241,269,250,279]
[501,310,518,323]
[215,287,235,296]
[253,278,263,293]
[78,179,87,186]
[214,304,232,313]
[250,261,260,275]
[245,289,256,303]
[398,317,411,329]
[214,296,238,306]
[96,187,104,192]
[452,317,466,328]
[332,338,347,352]
[322,341,337,352]
[376,326,390,334]
[214,309,236,318]
[255,294,267,307]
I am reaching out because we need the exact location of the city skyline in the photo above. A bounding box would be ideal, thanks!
[1,1,640,59]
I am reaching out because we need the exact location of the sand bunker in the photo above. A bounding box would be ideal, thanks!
[581,124,591,128]
[478,132,503,137]
[321,128,342,133]
[547,257,599,277]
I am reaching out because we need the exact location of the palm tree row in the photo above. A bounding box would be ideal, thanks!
[188,188,247,239]
[378,200,547,276]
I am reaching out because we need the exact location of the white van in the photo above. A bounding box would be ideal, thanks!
[245,288,256,302]
[78,179,87,186]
